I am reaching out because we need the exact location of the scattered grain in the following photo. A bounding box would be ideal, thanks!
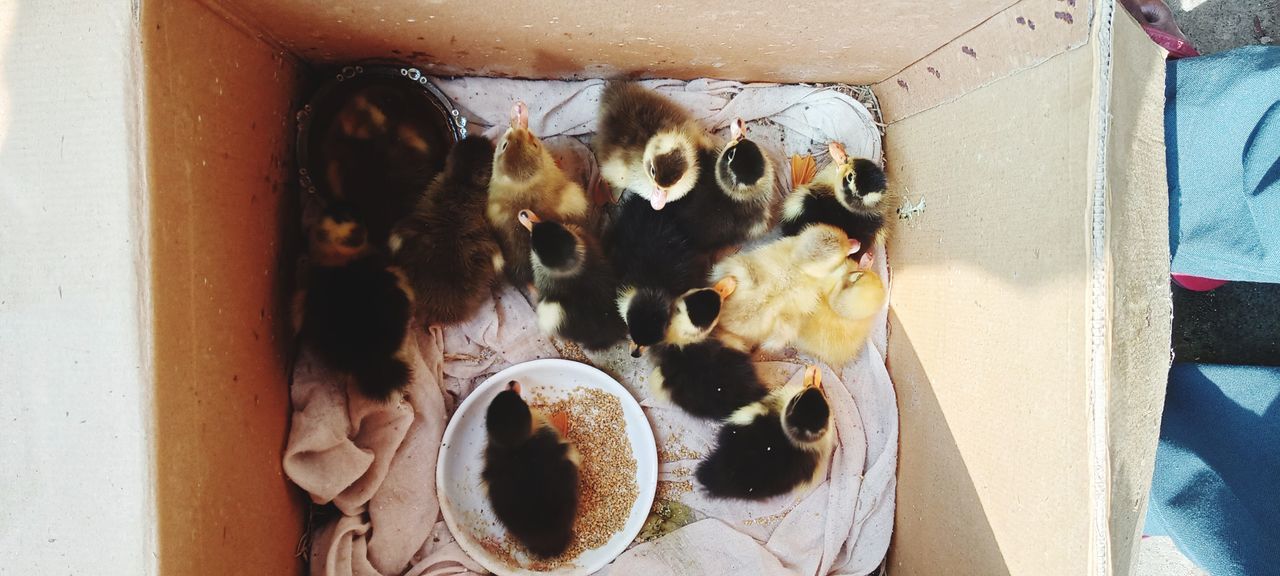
[743,510,789,527]
[655,480,693,501]
[657,444,702,462]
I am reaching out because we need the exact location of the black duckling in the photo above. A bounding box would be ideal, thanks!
[649,278,768,420]
[293,203,414,401]
[522,210,628,351]
[695,366,835,500]
[595,81,716,210]
[779,142,892,264]
[483,381,580,558]
[670,118,776,253]
[605,193,711,356]
[390,135,501,326]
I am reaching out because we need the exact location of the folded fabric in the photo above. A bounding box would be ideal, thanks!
[1167,46,1280,283]
[1145,363,1280,576]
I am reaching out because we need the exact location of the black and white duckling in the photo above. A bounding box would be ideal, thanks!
[595,81,716,210]
[293,203,414,401]
[695,366,835,500]
[522,210,627,351]
[489,101,590,287]
[779,142,892,263]
[605,193,711,356]
[670,118,776,253]
[649,278,768,420]
[390,136,501,326]
[483,381,580,558]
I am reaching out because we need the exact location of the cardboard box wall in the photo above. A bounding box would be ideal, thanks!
[1,0,1170,574]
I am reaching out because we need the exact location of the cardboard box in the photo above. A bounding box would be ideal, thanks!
[1,0,1170,574]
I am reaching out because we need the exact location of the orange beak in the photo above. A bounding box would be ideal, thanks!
[547,411,570,436]
[803,366,822,390]
[629,342,645,358]
[847,238,862,256]
[713,276,738,300]
[508,380,522,395]
[518,209,540,232]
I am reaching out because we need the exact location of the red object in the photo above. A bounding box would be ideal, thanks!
[1143,25,1201,59]
[1173,274,1228,292]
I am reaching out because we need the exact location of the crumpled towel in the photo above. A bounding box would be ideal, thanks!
[284,77,896,576]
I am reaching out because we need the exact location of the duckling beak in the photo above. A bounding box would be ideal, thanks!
[511,101,529,130]
[649,188,668,210]
[828,141,848,165]
[713,276,738,300]
[846,238,862,257]
[858,251,875,270]
[507,380,522,395]
[547,410,570,436]
[518,209,540,232]
[803,366,822,390]
[730,118,747,143]
[629,343,645,358]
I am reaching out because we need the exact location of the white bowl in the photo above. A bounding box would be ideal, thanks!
[437,359,658,576]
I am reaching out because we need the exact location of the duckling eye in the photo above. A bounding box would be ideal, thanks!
[499,139,508,153]
[648,164,656,178]
[726,147,736,162]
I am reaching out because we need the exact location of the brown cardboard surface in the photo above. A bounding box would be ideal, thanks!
[212,0,1015,84]
[876,0,1093,123]
[143,0,306,573]
[884,44,1096,575]
[1101,12,1172,576]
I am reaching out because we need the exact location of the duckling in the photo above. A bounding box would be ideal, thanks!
[779,142,892,263]
[670,118,776,252]
[293,203,414,401]
[795,269,887,366]
[605,193,711,356]
[483,380,580,558]
[389,136,501,326]
[649,278,768,420]
[595,81,716,210]
[521,210,628,351]
[696,365,835,500]
[711,224,858,352]
[489,101,590,287]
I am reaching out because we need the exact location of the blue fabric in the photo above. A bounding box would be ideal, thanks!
[1167,46,1280,283]
[1146,363,1280,575]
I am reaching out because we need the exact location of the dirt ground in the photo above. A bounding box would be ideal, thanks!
[1171,0,1279,54]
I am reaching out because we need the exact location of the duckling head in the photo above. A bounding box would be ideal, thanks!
[782,366,832,447]
[829,142,887,214]
[642,130,699,210]
[309,202,368,266]
[794,224,858,278]
[521,210,585,276]
[486,381,534,447]
[666,277,737,345]
[617,286,673,356]
[495,101,551,183]
[716,119,773,201]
